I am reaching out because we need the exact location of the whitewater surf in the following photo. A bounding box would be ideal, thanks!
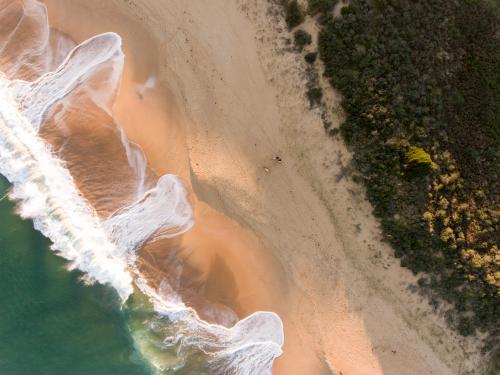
[0,0,284,373]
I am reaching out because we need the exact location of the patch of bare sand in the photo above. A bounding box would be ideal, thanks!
[44,0,485,374]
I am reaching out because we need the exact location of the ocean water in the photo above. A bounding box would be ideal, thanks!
[0,177,150,375]
[0,1,283,374]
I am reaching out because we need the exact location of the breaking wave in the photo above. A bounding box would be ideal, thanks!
[0,0,283,374]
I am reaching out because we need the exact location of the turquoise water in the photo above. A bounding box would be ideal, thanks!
[0,177,150,375]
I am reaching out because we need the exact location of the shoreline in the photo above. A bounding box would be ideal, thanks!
[43,0,484,374]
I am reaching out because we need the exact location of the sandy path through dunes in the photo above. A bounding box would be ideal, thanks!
[44,0,484,374]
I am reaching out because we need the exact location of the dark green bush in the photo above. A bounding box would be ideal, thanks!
[308,0,337,15]
[285,1,304,29]
[294,29,312,51]
[306,87,323,107]
[304,52,318,64]
[329,127,340,137]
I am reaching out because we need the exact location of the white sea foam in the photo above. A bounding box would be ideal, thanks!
[105,174,194,256]
[0,75,134,300]
[135,75,157,99]
[135,277,284,375]
[11,32,124,131]
[119,128,150,199]
[0,0,284,373]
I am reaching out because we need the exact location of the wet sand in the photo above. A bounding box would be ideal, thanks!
[43,0,485,374]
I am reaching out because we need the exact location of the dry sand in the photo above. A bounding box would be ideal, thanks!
[44,0,485,374]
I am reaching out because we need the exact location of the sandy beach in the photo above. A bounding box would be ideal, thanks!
[42,0,485,373]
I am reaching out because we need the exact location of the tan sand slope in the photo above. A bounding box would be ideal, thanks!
[44,0,484,374]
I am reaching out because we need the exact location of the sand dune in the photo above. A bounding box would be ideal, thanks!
[43,0,484,373]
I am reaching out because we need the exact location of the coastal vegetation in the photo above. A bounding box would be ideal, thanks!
[304,52,317,64]
[293,29,312,51]
[306,87,323,108]
[280,0,500,364]
[285,0,304,29]
[307,0,336,15]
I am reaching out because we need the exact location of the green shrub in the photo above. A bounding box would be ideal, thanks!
[294,29,312,51]
[308,0,337,15]
[304,52,318,64]
[306,87,323,107]
[329,127,341,137]
[405,146,434,174]
[285,1,304,29]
